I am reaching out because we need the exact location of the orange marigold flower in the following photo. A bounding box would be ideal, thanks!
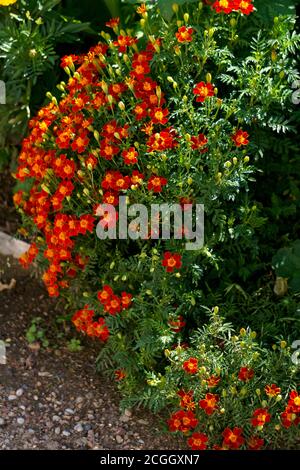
[115,369,126,381]
[238,366,254,382]
[168,315,186,332]
[206,375,221,388]
[122,147,138,165]
[193,81,214,103]
[265,384,281,397]
[162,252,182,272]
[222,427,245,449]
[247,436,264,450]
[167,410,198,432]
[104,295,122,315]
[121,292,133,309]
[150,107,169,125]
[97,285,114,305]
[176,26,194,44]
[113,35,137,53]
[191,133,208,151]
[106,17,120,29]
[251,408,271,427]
[187,432,208,450]
[231,129,249,146]
[183,357,198,374]
[136,3,147,15]
[177,390,196,411]
[199,393,219,415]
[281,406,298,429]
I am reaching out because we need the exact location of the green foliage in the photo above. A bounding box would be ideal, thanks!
[67,338,83,352]
[273,240,300,293]
[26,317,50,348]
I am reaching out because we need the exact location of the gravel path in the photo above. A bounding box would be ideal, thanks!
[0,255,182,450]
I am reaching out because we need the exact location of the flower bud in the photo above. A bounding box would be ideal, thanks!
[94,130,100,142]
[232,157,238,165]
[224,161,231,168]
[244,156,250,163]
[110,261,115,269]
[184,13,189,23]
[140,18,146,27]
[240,328,246,336]
[206,73,212,83]
[280,340,287,349]
[172,3,179,13]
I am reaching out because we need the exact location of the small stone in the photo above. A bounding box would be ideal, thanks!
[8,394,17,401]
[0,418,5,426]
[124,409,132,417]
[75,397,83,404]
[62,430,71,437]
[74,423,83,433]
[16,388,23,397]
[65,408,74,415]
[52,415,60,422]
[120,415,130,423]
[54,427,61,435]
[17,417,25,425]
[116,435,123,444]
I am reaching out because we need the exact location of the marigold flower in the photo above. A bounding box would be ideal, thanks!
[177,390,196,411]
[191,133,208,151]
[238,366,254,382]
[147,175,168,193]
[247,436,264,450]
[288,390,300,413]
[212,0,235,14]
[251,408,271,427]
[115,369,126,381]
[162,252,182,272]
[106,17,120,29]
[281,406,298,428]
[222,427,245,449]
[231,129,249,147]
[150,107,169,125]
[176,26,194,44]
[193,81,214,103]
[265,384,281,397]
[167,410,198,432]
[97,285,114,305]
[183,357,198,374]
[168,315,186,332]
[199,393,219,415]
[234,0,254,15]
[206,375,221,388]
[187,432,208,450]
[122,147,138,165]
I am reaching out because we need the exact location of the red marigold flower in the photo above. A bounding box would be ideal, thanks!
[71,131,90,153]
[222,427,245,449]
[199,393,219,415]
[53,156,76,180]
[148,175,168,193]
[109,82,127,98]
[231,129,249,147]
[97,285,114,305]
[130,60,151,79]
[177,390,196,411]
[131,170,144,186]
[188,432,208,450]
[112,173,131,191]
[288,390,300,413]
[281,406,298,428]
[183,357,198,374]
[162,252,182,272]
[47,284,60,297]
[251,408,271,427]
[213,0,235,14]
[206,375,221,388]
[247,436,264,450]
[78,214,95,234]
[146,128,178,152]
[234,0,254,15]
[134,101,148,120]
[115,369,126,381]
[106,17,120,29]
[191,133,208,150]
[238,366,254,382]
[113,35,137,53]
[122,147,138,165]
[100,139,120,160]
[56,180,74,200]
[101,120,119,139]
[176,26,194,44]
[86,318,110,341]
[136,3,147,15]
[168,315,186,332]
[60,54,79,69]
[150,107,169,125]
[121,292,133,309]
[193,81,214,103]
[105,295,122,315]
[102,191,119,206]
[167,410,198,432]
[265,384,281,397]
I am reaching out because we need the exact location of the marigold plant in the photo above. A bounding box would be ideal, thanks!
[15,0,299,449]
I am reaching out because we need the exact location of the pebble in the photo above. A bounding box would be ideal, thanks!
[74,423,83,433]
[54,427,61,435]
[17,417,25,425]
[116,435,124,444]
[64,408,74,415]
[16,388,23,397]
[62,430,71,437]
[124,409,132,417]
[52,415,60,422]
[8,395,17,401]
[0,418,4,426]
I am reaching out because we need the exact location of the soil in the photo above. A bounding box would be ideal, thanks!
[0,168,20,235]
[0,255,183,450]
